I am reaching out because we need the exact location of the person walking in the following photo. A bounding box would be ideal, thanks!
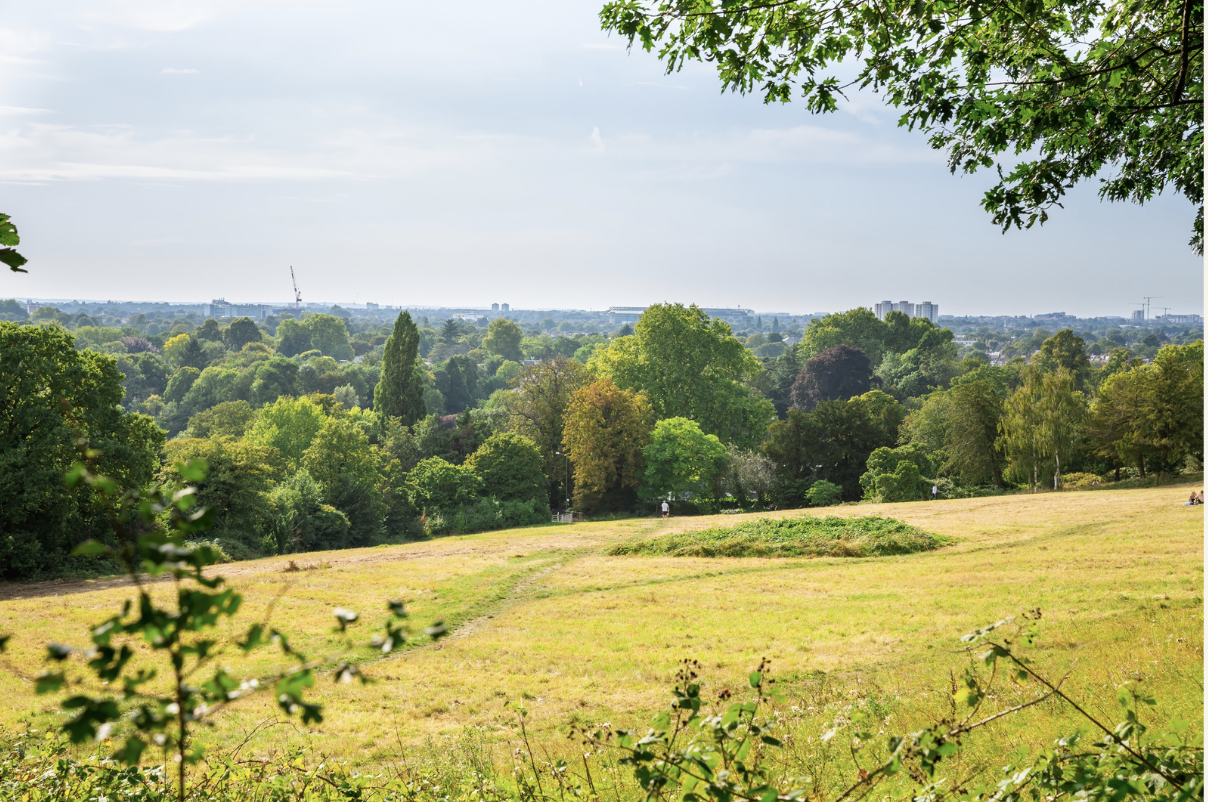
[661,500,670,518]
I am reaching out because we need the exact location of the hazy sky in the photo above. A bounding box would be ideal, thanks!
[2,1,1202,317]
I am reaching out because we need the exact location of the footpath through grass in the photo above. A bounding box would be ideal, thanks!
[607,514,951,558]
[0,486,1201,788]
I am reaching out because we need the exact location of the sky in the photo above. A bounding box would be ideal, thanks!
[1,0,1202,317]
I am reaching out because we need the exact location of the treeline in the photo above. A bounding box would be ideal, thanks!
[1,303,1201,578]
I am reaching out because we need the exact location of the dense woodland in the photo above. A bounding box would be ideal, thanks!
[1,299,1202,579]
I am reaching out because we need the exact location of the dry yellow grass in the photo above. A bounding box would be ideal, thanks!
[0,486,1201,773]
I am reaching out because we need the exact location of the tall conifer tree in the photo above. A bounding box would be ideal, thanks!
[374,311,425,425]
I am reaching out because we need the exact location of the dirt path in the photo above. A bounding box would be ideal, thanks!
[0,526,631,602]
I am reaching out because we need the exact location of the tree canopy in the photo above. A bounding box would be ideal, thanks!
[600,0,1204,252]
[592,303,773,447]
[1,323,162,577]
[374,311,426,425]
[790,344,872,411]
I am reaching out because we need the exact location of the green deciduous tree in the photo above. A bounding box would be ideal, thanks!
[302,416,386,544]
[303,314,353,361]
[562,378,654,512]
[1001,368,1087,490]
[160,437,278,556]
[593,303,773,447]
[247,395,328,470]
[373,311,426,425]
[267,470,353,553]
[601,0,1204,251]
[1089,340,1204,477]
[222,317,262,352]
[763,391,901,503]
[184,400,258,439]
[510,356,590,500]
[1034,329,1093,391]
[406,457,482,515]
[482,318,524,363]
[860,443,935,499]
[465,432,549,506]
[195,318,223,343]
[642,417,730,502]
[275,317,311,357]
[0,323,163,578]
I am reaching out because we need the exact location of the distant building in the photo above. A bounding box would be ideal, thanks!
[874,300,938,323]
[501,303,510,312]
[1130,310,1145,323]
[491,303,500,312]
[365,302,379,312]
[915,301,938,323]
[1157,313,1203,325]
[607,306,753,327]
[204,298,270,319]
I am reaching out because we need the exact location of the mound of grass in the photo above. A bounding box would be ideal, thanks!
[608,515,952,559]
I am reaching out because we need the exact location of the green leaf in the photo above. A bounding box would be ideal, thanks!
[333,608,359,632]
[0,248,27,273]
[35,671,66,694]
[71,540,109,557]
[748,671,762,688]
[47,643,75,661]
[177,459,208,483]
[113,737,147,765]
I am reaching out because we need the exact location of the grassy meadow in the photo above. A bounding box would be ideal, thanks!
[0,485,1202,791]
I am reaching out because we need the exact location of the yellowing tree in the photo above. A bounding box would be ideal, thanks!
[562,378,653,512]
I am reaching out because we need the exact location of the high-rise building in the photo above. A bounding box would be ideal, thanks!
[874,299,938,323]
[501,303,510,312]
[491,303,499,312]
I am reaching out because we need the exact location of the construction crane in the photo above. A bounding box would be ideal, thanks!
[1141,295,1161,320]
[290,266,302,312]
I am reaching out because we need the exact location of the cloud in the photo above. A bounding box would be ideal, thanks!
[161,67,198,74]
[589,126,604,152]
[0,123,472,184]
[0,105,50,115]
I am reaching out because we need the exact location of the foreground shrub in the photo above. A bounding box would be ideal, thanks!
[608,515,950,558]
[3,616,1199,802]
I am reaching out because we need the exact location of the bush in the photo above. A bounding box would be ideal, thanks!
[465,432,548,505]
[424,497,549,536]
[406,457,482,515]
[266,470,353,553]
[1060,471,1104,488]
[805,479,843,506]
[183,538,233,563]
[609,515,951,558]
[873,461,928,502]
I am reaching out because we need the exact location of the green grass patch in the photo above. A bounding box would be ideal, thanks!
[607,515,953,558]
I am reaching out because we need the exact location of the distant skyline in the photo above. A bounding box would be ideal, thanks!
[10,296,1187,322]
[1,1,1202,318]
